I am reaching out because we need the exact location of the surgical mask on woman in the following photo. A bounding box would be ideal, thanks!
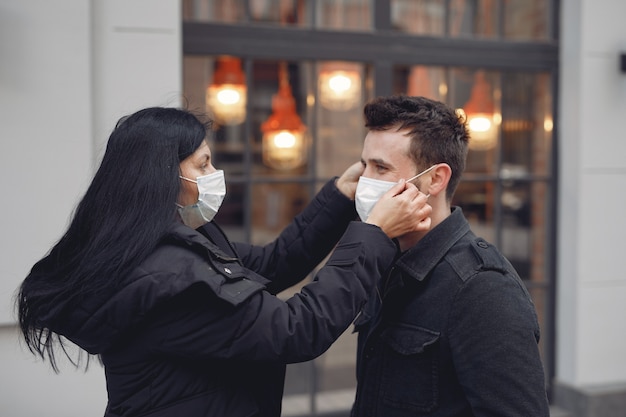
[177,170,226,229]
[355,165,436,222]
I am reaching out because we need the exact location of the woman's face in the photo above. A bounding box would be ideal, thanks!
[177,140,216,206]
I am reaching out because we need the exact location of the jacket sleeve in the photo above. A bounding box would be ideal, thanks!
[447,271,550,417]
[233,178,357,294]
[152,222,397,363]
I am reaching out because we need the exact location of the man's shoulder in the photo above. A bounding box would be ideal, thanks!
[444,234,517,282]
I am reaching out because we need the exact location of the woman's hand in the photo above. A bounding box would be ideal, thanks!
[365,179,432,238]
[336,162,364,200]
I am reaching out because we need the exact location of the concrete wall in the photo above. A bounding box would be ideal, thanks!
[0,0,180,415]
[556,0,626,414]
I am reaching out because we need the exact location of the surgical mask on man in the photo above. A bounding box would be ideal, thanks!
[177,170,226,229]
[355,165,436,222]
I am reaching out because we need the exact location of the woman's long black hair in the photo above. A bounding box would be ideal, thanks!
[16,107,211,370]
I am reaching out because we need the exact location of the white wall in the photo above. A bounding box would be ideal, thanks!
[0,0,181,415]
[558,0,626,387]
[91,0,182,162]
[0,0,93,326]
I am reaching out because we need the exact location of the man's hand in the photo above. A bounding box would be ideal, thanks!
[336,162,364,200]
[366,180,432,238]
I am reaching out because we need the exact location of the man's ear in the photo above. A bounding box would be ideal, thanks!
[426,163,452,197]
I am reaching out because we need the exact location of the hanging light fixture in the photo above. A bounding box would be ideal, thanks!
[318,62,361,111]
[460,71,500,151]
[206,56,247,126]
[261,62,307,170]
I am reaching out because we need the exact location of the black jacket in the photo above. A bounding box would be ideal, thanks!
[351,207,550,416]
[41,180,398,417]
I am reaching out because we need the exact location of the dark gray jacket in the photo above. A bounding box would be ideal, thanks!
[351,207,550,417]
[45,180,398,417]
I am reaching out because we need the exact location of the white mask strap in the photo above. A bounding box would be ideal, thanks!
[405,164,437,184]
[179,176,198,184]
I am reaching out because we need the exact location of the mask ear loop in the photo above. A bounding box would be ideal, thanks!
[403,164,438,198]
[405,164,437,183]
[179,176,198,184]
[177,176,198,210]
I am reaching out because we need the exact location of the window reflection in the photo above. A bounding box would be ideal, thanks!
[183,0,552,40]
[316,0,371,31]
[214,182,246,239]
[316,61,369,177]
[251,182,309,245]
[394,65,447,102]
[501,72,552,176]
[183,45,554,417]
[182,0,373,29]
[391,0,445,35]
[182,0,246,22]
[504,0,550,40]
[251,60,312,176]
[390,0,552,40]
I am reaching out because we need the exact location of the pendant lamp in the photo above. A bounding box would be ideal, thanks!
[461,71,499,151]
[319,62,361,111]
[261,62,307,170]
[206,56,247,126]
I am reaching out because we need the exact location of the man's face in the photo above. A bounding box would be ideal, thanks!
[361,129,416,182]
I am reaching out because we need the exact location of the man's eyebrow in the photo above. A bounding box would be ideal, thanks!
[364,157,392,167]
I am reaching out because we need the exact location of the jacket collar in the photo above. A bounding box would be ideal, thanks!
[394,207,471,282]
[165,221,239,263]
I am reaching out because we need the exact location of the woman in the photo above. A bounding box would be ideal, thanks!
[17,107,431,416]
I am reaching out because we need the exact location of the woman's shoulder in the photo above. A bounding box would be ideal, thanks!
[128,225,266,307]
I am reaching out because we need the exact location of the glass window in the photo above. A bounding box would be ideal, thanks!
[316,61,370,177]
[528,286,549,375]
[183,0,552,40]
[182,0,372,29]
[391,0,552,40]
[393,65,448,101]
[501,72,553,176]
[251,182,311,245]
[315,0,371,31]
[183,0,558,408]
[504,0,551,40]
[182,0,308,25]
[182,0,247,23]
[391,0,446,36]
[449,0,500,38]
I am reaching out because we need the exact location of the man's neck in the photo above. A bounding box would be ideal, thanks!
[396,201,452,252]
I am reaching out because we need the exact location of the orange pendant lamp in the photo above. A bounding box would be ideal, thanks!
[461,71,499,151]
[261,62,307,170]
[206,56,247,126]
[318,61,361,111]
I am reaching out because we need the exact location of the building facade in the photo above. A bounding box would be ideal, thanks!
[0,1,625,416]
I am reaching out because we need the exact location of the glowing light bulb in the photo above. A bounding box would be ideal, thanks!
[329,74,352,93]
[216,87,241,105]
[319,66,361,111]
[273,131,296,148]
[468,116,492,132]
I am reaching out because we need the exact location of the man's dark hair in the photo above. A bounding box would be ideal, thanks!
[364,95,469,201]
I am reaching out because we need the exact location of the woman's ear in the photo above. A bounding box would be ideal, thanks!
[426,163,452,197]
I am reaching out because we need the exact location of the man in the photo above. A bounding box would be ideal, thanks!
[350,95,550,417]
